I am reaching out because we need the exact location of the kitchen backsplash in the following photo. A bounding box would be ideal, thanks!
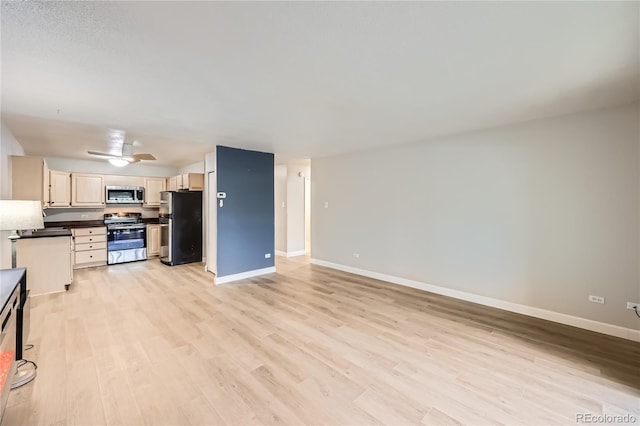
[44,205,159,222]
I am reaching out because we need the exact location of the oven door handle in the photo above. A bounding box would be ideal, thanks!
[107,224,146,230]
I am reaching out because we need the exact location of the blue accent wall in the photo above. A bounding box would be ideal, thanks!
[216,146,275,277]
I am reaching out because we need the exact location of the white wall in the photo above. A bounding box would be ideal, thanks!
[43,206,161,222]
[205,151,216,273]
[46,156,178,177]
[305,177,311,250]
[0,122,26,268]
[179,161,205,174]
[286,166,309,254]
[312,103,640,330]
[275,165,288,253]
[275,161,311,256]
[0,122,25,198]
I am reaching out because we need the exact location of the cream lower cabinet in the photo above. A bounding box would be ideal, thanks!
[72,227,107,268]
[17,236,72,296]
[146,224,161,257]
[71,174,105,207]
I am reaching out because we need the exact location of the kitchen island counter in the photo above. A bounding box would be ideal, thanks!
[19,229,72,239]
[17,236,72,296]
[44,220,104,229]
[0,268,23,313]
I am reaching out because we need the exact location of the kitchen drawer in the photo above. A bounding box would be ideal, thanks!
[73,227,106,237]
[75,241,107,252]
[75,234,106,245]
[75,249,107,264]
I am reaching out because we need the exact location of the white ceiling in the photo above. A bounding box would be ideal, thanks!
[2,2,638,167]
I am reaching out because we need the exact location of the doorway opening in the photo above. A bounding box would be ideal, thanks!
[274,157,311,260]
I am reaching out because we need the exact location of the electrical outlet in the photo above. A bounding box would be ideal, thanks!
[324,201,329,209]
[264,253,271,259]
[353,252,360,258]
[588,295,605,304]
[627,302,639,310]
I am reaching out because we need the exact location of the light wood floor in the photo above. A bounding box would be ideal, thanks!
[4,255,640,425]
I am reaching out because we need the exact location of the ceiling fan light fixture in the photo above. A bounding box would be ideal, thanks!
[108,158,129,167]
[89,140,156,164]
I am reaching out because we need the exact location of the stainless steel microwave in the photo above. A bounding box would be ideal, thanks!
[105,186,144,204]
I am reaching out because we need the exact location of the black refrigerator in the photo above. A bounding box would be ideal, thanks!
[159,191,202,266]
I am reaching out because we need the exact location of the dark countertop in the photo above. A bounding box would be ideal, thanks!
[44,218,160,228]
[44,220,104,229]
[0,268,24,314]
[19,229,73,239]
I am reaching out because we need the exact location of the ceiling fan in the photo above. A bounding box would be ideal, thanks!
[88,141,156,167]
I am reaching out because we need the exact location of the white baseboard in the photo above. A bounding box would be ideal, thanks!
[310,258,640,342]
[286,250,307,258]
[215,266,276,285]
[275,250,307,258]
[31,289,66,298]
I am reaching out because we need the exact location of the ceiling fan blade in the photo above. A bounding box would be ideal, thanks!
[131,153,156,161]
[127,158,141,164]
[88,150,118,158]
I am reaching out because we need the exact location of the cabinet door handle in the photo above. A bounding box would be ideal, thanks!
[89,245,93,248]
[89,231,92,234]
[89,255,93,258]
[89,238,92,241]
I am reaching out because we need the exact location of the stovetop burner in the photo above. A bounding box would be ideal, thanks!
[103,212,142,224]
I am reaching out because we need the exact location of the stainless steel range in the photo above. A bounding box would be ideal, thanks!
[104,213,147,264]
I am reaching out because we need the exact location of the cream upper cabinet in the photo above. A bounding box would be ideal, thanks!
[71,173,105,207]
[181,173,204,191]
[11,156,50,208]
[167,175,184,191]
[167,176,177,191]
[146,224,161,256]
[144,177,166,206]
[190,173,204,191]
[49,170,71,207]
[167,174,203,191]
[43,161,50,207]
